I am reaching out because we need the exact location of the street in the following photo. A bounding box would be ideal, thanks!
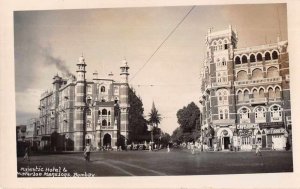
[17,149,293,177]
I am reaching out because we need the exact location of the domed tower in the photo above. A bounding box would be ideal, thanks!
[74,55,87,151]
[119,59,130,145]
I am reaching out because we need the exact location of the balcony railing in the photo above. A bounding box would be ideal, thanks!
[212,81,231,88]
[234,77,282,86]
[249,98,267,105]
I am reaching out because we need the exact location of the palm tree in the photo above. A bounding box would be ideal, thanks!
[148,102,162,148]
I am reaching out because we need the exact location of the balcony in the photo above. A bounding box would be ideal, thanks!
[234,77,282,87]
[212,81,231,88]
[249,98,267,105]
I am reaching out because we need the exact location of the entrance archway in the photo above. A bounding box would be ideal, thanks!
[217,128,233,150]
[103,133,112,148]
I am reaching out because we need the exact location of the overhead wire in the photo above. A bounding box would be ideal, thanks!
[130,5,196,82]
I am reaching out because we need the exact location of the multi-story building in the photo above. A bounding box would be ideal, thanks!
[37,55,130,151]
[200,25,291,151]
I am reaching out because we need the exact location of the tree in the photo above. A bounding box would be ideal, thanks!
[148,102,162,146]
[128,87,149,143]
[171,102,201,144]
[176,102,200,133]
[148,102,162,127]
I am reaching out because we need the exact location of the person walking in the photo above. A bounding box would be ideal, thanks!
[167,145,170,153]
[23,146,30,161]
[256,143,262,156]
[84,143,91,162]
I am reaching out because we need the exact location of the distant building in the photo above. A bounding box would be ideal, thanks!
[200,26,291,151]
[37,56,130,151]
[16,125,27,141]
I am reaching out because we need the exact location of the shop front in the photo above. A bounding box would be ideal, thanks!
[259,122,287,150]
[237,124,259,151]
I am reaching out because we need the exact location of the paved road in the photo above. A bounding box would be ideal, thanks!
[17,149,293,177]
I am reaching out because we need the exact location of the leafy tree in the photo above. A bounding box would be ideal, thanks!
[176,102,200,132]
[171,102,201,144]
[128,87,149,143]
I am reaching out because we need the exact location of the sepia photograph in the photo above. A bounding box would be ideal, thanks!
[14,3,293,178]
[1,0,300,188]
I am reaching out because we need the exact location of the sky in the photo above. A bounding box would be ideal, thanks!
[14,3,287,134]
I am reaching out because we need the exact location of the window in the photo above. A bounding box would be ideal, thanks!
[87,85,92,93]
[270,105,282,122]
[275,87,281,98]
[257,53,263,62]
[239,107,250,123]
[253,89,259,99]
[100,86,106,93]
[254,106,266,123]
[237,90,243,102]
[267,67,279,78]
[265,52,271,61]
[235,57,241,64]
[250,54,256,63]
[237,70,248,81]
[218,107,229,120]
[268,88,275,99]
[217,89,229,105]
[259,88,265,98]
[252,69,263,79]
[222,59,226,66]
[86,109,92,116]
[242,55,248,63]
[244,90,250,101]
[86,96,92,105]
[102,119,107,126]
[102,109,107,115]
[272,51,278,60]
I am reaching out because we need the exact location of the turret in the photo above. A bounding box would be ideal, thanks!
[120,59,129,83]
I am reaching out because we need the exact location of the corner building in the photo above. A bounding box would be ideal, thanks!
[200,26,291,151]
[38,56,130,151]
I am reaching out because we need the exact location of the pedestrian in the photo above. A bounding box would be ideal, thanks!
[84,143,91,162]
[23,146,30,161]
[191,144,195,155]
[167,145,170,153]
[272,142,275,150]
[256,144,262,156]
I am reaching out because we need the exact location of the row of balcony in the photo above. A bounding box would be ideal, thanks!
[234,59,278,69]
[239,97,282,105]
[234,76,282,86]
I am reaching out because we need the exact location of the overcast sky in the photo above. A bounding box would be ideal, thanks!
[14,4,287,134]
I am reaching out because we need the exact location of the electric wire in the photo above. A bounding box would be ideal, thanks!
[130,5,196,82]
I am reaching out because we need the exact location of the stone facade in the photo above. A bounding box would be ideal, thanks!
[200,26,291,151]
[37,56,130,151]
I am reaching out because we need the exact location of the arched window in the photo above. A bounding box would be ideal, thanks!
[250,54,256,63]
[259,88,265,98]
[270,105,282,122]
[108,111,111,115]
[86,96,92,105]
[272,51,278,60]
[224,40,228,49]
[218,40,223,50]
[98,110,101,115]
[254,106,266,123]
[252,69,263,79]
[253,89,259,99]
[268,88,275,99]
[242,55,248,63]
[86,109,91,116]
[257,53,263,62]
[237,70,248,81]
[217,89,228,105]
[102,119,107,126]
[267,67,279,78]
[100,86,106,93]
[265,52,271,61]
[235,57,241,64]
[218,107,229,120]
[275,87,281,98]
[239,107,250,123]
[244,90,250,101]
[102,109,107,115]
[219,109,223,119]
[237,90,243,102]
